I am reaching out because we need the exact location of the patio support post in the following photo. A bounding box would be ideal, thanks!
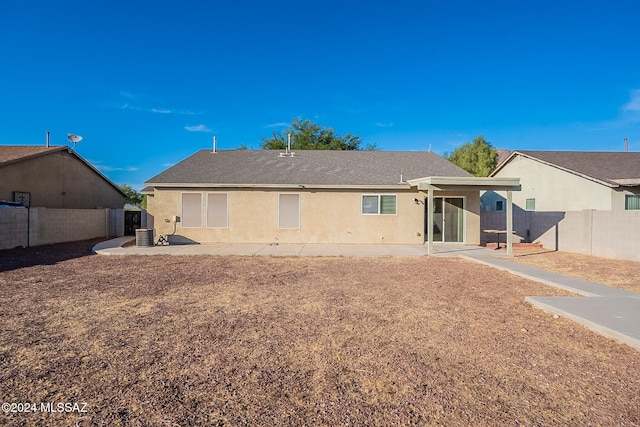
[427,185,435,255]
[506,190,513,256]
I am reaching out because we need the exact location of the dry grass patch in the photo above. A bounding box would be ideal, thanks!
[0,241,639,426]
[508,248,640,293]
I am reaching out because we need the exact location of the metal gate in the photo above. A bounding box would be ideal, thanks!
[124,210,142,236]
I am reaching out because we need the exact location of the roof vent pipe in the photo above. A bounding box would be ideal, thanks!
[46,131,50,147]
[287,133,291,153]
[212,136,217,153]
[624,137,628,152]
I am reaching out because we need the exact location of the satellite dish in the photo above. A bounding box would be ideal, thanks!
[67,134,83,143]
[67,133,83,152]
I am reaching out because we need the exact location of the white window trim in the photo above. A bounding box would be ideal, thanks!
[278,193,301,229]
[181,192,203,228]
[206,192,229,228]
[361,194,398,216]
[625,194,640,210]
[526,198,536,211]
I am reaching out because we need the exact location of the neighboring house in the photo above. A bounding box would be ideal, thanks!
[0,145,125,209]
[144,149,519,249]
[483,150,640,212]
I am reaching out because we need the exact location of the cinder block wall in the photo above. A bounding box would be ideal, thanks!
[31,208,108,246]
[107,209,125,237]
[481,209,640,261]
[590,210,640,260]
[0,208,28,250]
[1,208,130,251]
[547,210,640,262]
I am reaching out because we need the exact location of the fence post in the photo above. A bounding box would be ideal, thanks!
[587,209,594,256]
[506,191,513,256]
[427,186,434,255]
[105,208,110,238]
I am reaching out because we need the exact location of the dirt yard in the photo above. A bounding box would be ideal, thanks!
[1,240,639,426]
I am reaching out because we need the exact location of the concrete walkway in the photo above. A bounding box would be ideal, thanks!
[92,238,640,351]
[453,245,640,351]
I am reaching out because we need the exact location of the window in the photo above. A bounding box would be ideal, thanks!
[181,193,202,228]
[526,198,536,211]
[626,195,640,210]
[380,195,397,214]
[362,195,379,214]
[279,194,300,229]
[496,200,503,211]
[361,194,397,215]
[207,193,228,228]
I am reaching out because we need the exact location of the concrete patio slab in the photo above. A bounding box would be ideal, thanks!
[211,244,266,256]
[526,296,640,351]
[384,245,432,256]
[299,244,344,256]
[92,238,432,257]
[166,244,226,255]
[337,245,383,256]
[255,244,305,256]
[91,237,135,253]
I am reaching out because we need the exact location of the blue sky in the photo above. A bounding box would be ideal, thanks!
[2,1,639,190]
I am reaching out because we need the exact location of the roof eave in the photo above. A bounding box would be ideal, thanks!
[140,186,155,195]
[407,176,521,191]
[489,151,520,177]
[0,146,68,168]
[144,182,413,190]
[611,178,640,187]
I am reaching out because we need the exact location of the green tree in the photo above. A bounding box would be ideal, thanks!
[446,135,498,177]
[119,184,144,207]
[261,118,376,150]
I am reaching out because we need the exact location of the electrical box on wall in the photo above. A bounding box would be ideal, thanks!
[172,215,180,222]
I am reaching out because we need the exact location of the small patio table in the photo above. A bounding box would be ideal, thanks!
[483,229,515,250]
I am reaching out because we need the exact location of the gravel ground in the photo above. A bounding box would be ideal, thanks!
[0,240,639,426]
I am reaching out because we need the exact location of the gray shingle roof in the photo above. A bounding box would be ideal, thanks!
[495,151,640,186]
[495,149,512,168]
[146,150,471,187]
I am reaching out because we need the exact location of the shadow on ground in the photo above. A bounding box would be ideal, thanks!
[0,238,105,273]
[512,249,558,258]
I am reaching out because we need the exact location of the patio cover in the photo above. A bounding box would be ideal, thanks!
[407,176,521,255]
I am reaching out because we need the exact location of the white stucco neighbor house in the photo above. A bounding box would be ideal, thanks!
[483,150,640,212]
[479,150,640,260]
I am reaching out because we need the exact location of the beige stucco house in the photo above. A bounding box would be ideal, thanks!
[0,145,125,209]
[144,149,520,252]
[484,151,640,212]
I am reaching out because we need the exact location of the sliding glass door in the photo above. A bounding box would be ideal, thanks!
[427,197,464,243]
